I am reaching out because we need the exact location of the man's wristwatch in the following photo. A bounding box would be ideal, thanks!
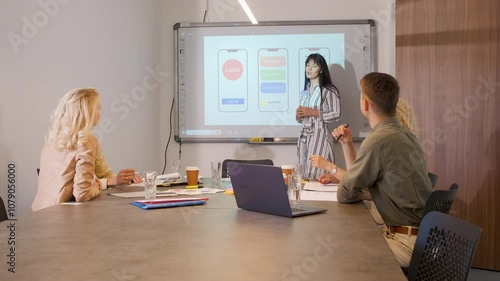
[331,165,338,175]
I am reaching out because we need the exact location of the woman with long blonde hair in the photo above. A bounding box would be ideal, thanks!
[395,98,419,136]
[32,88,141,211]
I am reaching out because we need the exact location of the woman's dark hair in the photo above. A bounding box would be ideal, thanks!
[303,53,338,104]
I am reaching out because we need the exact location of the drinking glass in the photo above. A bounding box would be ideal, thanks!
[211,161,222,186]
[294,162,304,184]
[288,163,304,205]
[144,171,157,200]
[288,174,301,205]
[170,159,181,176]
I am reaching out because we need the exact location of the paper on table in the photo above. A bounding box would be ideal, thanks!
[303,181,338,192]
[157,172,181,180]
[301,190,337,201]
[129,176,200,187]
[129,173,204,187]
[109,190,177,199]
[128,180,165,188]
[170,187,224,195]
[110,187,222,198]
[126,173,182,188]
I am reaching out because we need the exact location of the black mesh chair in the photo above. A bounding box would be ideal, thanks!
[422,183,459,217]
[407,211,482,281]
[221,159,274,178]
[427,172,438,187]
[0,197,7,223]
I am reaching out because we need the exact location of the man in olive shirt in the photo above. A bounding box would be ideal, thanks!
[310,72,432,267]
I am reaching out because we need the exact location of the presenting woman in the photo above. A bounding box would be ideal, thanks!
[296,53,341,179]
[32,88,141,211]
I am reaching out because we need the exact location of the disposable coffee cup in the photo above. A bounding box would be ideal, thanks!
[186,166,199,186]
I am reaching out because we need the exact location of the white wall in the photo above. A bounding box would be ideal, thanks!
[0,0,162,215]
[0,0,394,216]
[160,0,396,178]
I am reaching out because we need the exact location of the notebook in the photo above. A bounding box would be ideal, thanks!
[228,163,327,218]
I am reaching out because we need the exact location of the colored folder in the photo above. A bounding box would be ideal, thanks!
[130,197,208,210]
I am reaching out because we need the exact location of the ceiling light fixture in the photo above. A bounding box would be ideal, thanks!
[238,0,258,24]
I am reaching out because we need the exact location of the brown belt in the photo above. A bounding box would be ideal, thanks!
[388,226,419,236]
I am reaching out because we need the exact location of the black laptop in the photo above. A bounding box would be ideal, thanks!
[228,163,327,218]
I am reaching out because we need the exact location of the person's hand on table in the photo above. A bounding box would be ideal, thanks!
[96,178,103,190]
[318,173,338,184]
[109,169,141,186]
[132,171,143,183]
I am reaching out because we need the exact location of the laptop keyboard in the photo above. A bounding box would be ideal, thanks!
[291,207,306,212]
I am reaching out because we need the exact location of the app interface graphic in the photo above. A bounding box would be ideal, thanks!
[218,49,248,112]
[299,48,330,93]
[258,48,289,112]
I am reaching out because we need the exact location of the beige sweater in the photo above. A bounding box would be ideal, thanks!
[32,135,114,211]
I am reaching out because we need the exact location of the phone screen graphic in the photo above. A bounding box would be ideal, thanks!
[258,48,289,112]
[218,49,248,112]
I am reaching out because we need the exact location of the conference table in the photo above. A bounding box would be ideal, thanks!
[0,182,407,281]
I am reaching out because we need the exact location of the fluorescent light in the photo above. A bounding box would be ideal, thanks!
[238,0,258,24]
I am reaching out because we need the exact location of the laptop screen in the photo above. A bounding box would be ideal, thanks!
[228,163,295,217]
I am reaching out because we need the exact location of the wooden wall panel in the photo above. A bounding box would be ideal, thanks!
[396,0,500,270]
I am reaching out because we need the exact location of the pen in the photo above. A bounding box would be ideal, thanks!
[334,124,349,143]
[131,171,141,183]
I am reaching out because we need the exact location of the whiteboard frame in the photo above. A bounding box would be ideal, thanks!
[173,20,377,143]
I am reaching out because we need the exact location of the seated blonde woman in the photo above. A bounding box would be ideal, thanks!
[310,98,419,203]
[32,88,142,211]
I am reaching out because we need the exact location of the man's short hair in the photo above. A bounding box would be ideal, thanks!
[360,72,400,116]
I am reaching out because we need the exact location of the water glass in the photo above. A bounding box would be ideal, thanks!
[144,171,157,200]
[294,162,304,183]
[288,174,301,205]
[170,159,181,176]
[211,161,222,186]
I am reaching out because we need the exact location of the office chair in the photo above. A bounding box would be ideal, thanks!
[221,159,274,178]
[427,172,438,187]
[0,197,8,223]
[422,183,459,217]
[407,211,482,281]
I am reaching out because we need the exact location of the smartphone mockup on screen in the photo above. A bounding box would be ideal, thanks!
[258,48,289,112]
[218,49,248,112]
[299,48,330,92]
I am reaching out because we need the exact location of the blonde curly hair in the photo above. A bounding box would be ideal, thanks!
[46,88,100,150]
[396,98,419,136]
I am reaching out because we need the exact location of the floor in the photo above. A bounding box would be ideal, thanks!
[467,268,500,281]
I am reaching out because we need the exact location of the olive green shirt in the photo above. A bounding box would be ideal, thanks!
[340,117,432,226]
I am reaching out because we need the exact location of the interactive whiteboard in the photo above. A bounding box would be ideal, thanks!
[174,20,375,143]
